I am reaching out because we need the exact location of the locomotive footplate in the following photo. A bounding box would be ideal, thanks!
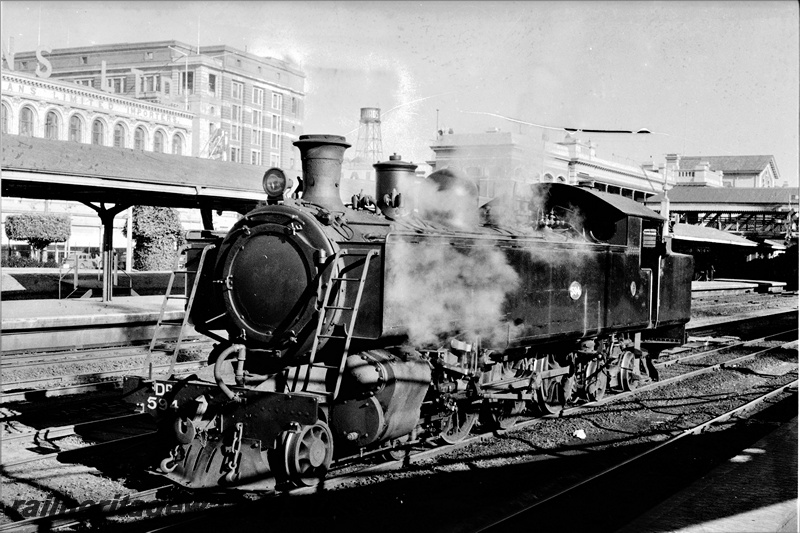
[122,376,319,489]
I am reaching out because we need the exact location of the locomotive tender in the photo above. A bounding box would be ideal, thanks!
[123,134,692,490]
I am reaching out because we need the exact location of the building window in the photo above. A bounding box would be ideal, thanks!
[153,130,165,153]
[75,78,93,87]
[236,59,241,67]
[179,71,194,94]
[92,119,105,145]
[80,56,88,65]
[45,111,59,140]
[291,97,297,115]
[232,80,243,100]
[172,134,183,155]
[145,51,154,60]
[272,93,282,111]
[252,110,262,145]
[106,77,125,93]
[1,104,8,133]
[271,114,281,131]
[140,75,160,93]
[208,74,217,96]
[231,104,242,122]
[270,153,280,167]
[251,150,261,166]
[114,123,126,148]
[134,127,146,150]
[19,107,34,136]
[270,133,280,149]
[253,87,263,106]
[232,124,242,142]
[69,115,83,142]
[230,146,240,163]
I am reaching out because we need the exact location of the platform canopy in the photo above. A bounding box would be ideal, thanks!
[2,136,269,212]
[672,223,758,247]
[2,135,277,301]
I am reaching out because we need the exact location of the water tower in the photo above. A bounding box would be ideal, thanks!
[353,107,384,164]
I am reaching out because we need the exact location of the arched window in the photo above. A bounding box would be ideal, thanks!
[153,130,165,153]
[19,107,34,136]
[113,123,126,148]
[92,119,105,145]
[69,115,83,142]
[45,111,59,140]
[544,173,554,182]
[134,127,146,150]
[172,134,183,155]
[1,104,9,134]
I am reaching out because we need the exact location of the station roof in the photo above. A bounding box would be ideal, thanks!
[2,136,270,212]
[678,155,776,175]
[645,186,799,212]
[672,223,759,247]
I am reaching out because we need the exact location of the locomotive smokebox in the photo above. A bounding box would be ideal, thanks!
[374,154,418,219]
[294,134,351,212]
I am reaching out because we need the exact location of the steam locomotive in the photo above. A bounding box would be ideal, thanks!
[123,134,692,490]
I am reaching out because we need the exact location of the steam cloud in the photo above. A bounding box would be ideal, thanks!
[386,238,520,348]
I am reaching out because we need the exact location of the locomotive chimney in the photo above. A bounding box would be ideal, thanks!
[374,153,418,219]
[293,134,351,212]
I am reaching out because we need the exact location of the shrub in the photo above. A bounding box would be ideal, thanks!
[4,213,71,261]
[124,206,185,271]
[1,255,60,268]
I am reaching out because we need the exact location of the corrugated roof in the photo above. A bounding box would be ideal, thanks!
[1,136,271,210]
[646,186,799,205]
[2,136,268,192]
[672,223,759,247]
[678,155,774,173]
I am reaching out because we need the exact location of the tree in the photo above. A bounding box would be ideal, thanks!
[4,213,71,261]
[124,206,185,271]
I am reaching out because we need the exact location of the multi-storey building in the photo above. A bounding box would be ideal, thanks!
[10,40,305,172]
[2,41,306,264]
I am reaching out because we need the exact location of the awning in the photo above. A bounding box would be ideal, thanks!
[671,223,759,247]
[761,239,787,250]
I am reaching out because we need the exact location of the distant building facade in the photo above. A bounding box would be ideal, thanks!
[428,130,675,205]
[9,40,305,172]
[674,155,782,188]
[2,40,306,264]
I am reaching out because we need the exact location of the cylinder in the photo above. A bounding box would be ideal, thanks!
[373,154,418,219]
[293,134,351,212]
[360,107,381,123]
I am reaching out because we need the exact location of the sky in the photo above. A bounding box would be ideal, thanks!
[2,0,798,185]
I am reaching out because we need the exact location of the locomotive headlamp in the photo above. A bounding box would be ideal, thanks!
[263,168,289,199]
[569,281,582,300]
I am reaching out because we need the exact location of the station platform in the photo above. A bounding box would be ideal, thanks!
[1,295,193,353]
[617,417,798,533]
[2,295,183,330]
[714,278,788,294]
[691,280,760,297]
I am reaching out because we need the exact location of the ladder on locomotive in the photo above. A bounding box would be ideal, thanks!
[291,249,378,400]
[144,243,216,377]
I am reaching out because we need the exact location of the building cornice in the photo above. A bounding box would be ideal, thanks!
[2,69,194,120]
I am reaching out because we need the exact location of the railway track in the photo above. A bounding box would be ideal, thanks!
[475,380,798,532]
[11,335,787,533]
[0,360,207,403]
[0,314,795,531]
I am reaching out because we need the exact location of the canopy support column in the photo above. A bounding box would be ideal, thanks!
[82,202,130,302]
